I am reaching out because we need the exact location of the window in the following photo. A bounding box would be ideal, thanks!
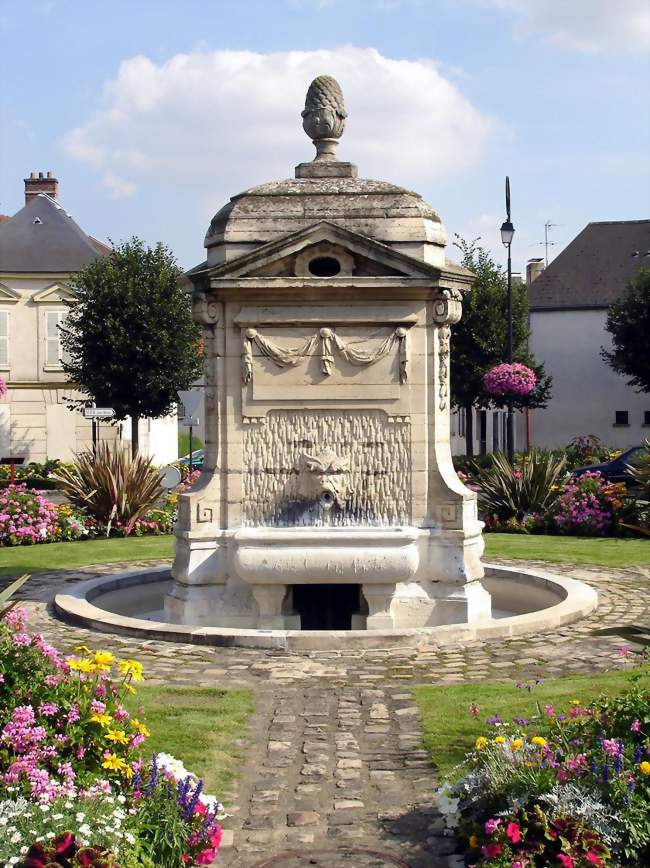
[614,410,629,426]
[0,311,8,366]
[644,411,650,426]
[45,310,69,368]
[458,408,466,438]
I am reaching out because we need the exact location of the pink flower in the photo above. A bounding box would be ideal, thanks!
[585,852,603,866]
[484,818,501,835]
[468,703,480,717]
[38,702,58,717]
[557,855,574,868]
[631,720,641,732]
[618,645,631,657]
[506,822,521,843]
[602,738,623,758]
[481,843,502,858]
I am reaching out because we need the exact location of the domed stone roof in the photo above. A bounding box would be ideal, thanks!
[204,76,448,268]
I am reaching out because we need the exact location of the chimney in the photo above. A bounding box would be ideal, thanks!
[526,258,544,286]
[24,170,59,204]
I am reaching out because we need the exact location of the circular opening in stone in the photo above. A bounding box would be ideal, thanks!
[308,256,341,277]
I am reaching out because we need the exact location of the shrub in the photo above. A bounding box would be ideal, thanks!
[472,449,567,522]
[52,444,163,534]
[551,471,630,536]
[0,485,59,546]
[562,435,611,472]
[626,439,650,501]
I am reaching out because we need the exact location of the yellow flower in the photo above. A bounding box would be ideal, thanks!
[105,728,129,745]
[475,737,488,750]
[131,719,151,738]
[570,699,581,706]
[67,657,94,673]
[90,712,112,728]
[123,682,137,695]
[494,736,506,744]
[118,659,144,681]
[511,738,524,751]
[640,761,650,776]
[101,753,126,772]
[121,763,134,780]
[74,645,92,654]
[469,835,479,848]
[531,736,547,748]
[93,651,115,668]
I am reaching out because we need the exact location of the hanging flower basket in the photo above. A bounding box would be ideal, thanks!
[483,363,537,397]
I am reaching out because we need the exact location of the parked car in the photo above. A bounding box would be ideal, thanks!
[178,448,205,469]
[572,445,645,485]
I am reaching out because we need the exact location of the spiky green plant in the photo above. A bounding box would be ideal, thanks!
[626,439,650,501]
[472,449,567,521]
[52,443,163,534]
[0,573,30,619]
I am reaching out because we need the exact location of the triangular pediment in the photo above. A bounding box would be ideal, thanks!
[32,282,77,303]
[203,221,444,281]
[0,282,20,303]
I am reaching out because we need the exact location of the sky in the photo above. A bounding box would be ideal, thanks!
[1,0,649,273]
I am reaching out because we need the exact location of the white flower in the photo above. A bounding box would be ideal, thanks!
[10,831,22,843]
[78,823,91,836]
[76,812,85,822]
[0,817,7,826]
[38,803,50,812]
[125,832,135,844]
[52,813,64,820]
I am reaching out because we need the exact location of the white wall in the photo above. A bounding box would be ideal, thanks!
[529,309,649,449]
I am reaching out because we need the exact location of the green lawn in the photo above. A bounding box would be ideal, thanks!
[414,669,638,776]
[0,535,174,576]
[484,533,650,567]
[126,686,254,800]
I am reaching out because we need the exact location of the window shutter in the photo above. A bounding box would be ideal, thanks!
[0,311,8,366]
[46,310,65,366]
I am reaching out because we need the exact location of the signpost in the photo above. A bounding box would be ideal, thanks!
[182,416,200,471]
[1,456,25,484]
[83,404,115,454]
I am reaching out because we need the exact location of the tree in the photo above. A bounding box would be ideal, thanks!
[61,238,203,457]
[451,236,552,455]
[601,266,650,393]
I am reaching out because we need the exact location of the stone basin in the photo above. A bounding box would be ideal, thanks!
[233,526,420,585]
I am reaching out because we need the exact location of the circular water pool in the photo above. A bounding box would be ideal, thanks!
[53,564,598,650]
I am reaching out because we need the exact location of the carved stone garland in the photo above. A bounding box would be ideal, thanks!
[438,325,451,411]
[242,326,408,384]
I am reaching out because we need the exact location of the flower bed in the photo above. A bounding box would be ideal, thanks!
[437,661,650,866]
[0,608,223,865]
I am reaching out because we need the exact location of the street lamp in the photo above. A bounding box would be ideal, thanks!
[500,176,515,463]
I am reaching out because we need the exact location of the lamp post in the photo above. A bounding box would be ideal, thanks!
[500,176,515,463]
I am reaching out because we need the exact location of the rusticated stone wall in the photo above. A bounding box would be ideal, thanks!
[242,410,411,527]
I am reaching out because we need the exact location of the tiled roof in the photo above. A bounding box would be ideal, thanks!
[529,220,650,310]
[0,194,108,273]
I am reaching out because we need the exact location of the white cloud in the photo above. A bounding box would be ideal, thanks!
[479,0,650,53]
[63,47,493,203]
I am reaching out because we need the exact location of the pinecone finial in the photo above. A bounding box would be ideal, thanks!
[301,75,347,162]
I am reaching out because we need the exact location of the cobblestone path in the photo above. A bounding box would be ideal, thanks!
[6,559,649,866]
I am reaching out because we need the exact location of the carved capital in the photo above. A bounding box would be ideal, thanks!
[431,295,462,326]
[193,292,220,325]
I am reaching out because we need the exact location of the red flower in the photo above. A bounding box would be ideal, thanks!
[506,822,522,844]
[585,853,603,867]
[557,855,574,868]
[210,824,223,850]
[193,801,207,816]
[195,848,217,865]
[481,843,502,858]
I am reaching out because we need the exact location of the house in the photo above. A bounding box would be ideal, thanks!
[527,220,650,449]
[0,172,178,464]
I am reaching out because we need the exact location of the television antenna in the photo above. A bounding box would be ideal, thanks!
[530,220,563,266]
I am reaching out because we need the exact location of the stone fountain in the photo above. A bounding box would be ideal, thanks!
[166,75,491,632]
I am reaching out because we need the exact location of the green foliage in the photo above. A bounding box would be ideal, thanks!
[450,236,552,414]
[52,443,163,533]
[560,435,612,471]
[178,432,203,458]
[60,237,203,426]
[471,449,567,521]
[626,439,650,501]
[602,266,650,393]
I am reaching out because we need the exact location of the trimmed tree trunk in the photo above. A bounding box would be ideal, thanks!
[465,403,474,457]
[131,415,140,459]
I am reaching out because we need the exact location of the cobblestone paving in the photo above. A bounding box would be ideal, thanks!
[6,559,649,866]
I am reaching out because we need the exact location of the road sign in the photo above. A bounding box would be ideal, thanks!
[83,407,115,419]
[178,389,203,418]
[182,416,200,427]
[159,465,182,490]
